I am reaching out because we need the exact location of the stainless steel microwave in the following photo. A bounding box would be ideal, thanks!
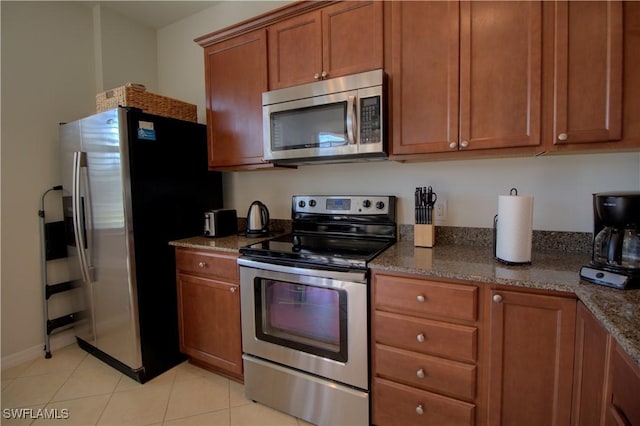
[262,69,386,165]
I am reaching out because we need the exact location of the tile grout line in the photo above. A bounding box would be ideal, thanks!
[160,365,179,424]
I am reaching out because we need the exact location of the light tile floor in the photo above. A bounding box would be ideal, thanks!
[1,344,313,426]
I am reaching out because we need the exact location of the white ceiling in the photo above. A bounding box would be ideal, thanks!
[98,1,218,29]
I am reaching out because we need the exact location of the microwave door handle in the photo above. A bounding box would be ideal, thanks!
[346,95,357,145]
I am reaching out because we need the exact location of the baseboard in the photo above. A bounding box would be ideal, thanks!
[1,330,77,370]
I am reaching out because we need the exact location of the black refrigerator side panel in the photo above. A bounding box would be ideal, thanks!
[126,109,222,380]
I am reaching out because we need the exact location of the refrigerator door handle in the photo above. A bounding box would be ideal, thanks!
[72,151,91,283]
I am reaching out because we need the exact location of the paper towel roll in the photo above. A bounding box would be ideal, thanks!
[496,194,533,264]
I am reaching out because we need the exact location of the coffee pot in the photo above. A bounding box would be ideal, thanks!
[580,192,640,289]
[246,200,269,237]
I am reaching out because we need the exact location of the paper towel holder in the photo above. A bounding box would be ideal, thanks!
[493,187,532,266]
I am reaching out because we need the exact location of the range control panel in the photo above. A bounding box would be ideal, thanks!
[292,195,394,215]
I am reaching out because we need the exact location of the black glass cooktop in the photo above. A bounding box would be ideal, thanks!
[240,233,394,270]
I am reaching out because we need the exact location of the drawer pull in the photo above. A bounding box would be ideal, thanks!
[416,404,424,415]
[416,295,425,303]
[198,261,207,268]
[416,368,425,379]
[493,294,503,303]
[230,287,237,294]
[416,333,425,343]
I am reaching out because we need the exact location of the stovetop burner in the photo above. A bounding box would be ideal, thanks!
[240,195,397,270]
[241,233,395,270]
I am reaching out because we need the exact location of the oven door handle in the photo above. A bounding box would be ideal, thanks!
[238,257,367,283]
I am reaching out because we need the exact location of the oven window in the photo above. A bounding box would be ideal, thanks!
[270,102,348,151]
[254,278,348,362]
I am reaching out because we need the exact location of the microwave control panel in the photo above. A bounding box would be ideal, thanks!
[360,96,381,144]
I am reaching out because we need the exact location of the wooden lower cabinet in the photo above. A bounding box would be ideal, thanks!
[486,288,576,426]
[175,248,243,382]
[372,271,481,426]
[572,302,613,426]
[608,342,640,426]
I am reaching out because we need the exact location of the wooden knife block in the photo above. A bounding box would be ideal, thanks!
[414,224,435,248]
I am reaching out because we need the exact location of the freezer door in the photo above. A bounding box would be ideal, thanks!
[63,109,142,370]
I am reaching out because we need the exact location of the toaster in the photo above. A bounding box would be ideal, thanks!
[204,209,238,237]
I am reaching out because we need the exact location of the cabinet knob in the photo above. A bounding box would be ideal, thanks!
[416,333,425,343]
[416,404,424,415]
[493,294,503,303]
[314,73,320,80]
[230,287,237,294]
[416,295,425,303]
[558,133,568,141]
[321,71,328,79]
[198,261,206,268]
[460,140,469,148]
[449,141,458,149]
[416,368,425,379]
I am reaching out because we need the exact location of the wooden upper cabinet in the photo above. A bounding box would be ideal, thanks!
[268,1,383,90]
[390,1,460,155]
[461,1,542,151]
[390,1,541,157]
[204,29,270,170]
[487,289,576,426]
[551,1,623,147]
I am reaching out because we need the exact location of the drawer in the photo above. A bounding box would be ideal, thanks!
[375,311,477,363]
[374,273,478,321]
[175,248,239,282]
[376,344,476,401]
[373,377,475,426]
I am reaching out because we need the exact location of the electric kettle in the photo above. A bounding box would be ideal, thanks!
[246,200,269,237]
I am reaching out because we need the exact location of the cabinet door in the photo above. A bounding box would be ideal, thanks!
[268,11,322,90]
[321,1,383,80]
[572,302,613,426]
[460,1,542,151]
[390,1,460,155]
[552,1,623,146]
[177,273,242,377]
[487,289,576,426]
[205,29,269,169]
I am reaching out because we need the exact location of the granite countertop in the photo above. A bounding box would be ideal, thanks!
[169,233,640,366]
[370,240,640,366]
[169,234,278,253]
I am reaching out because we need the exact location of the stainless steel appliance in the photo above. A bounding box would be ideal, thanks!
[580,191,640,289]
[246,200,269,237]
[238,195,397,426]
[262,69,386,165]
[60,107,222,382]
[204,209,237,237]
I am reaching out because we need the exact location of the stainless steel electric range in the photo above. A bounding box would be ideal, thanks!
[238,195,396,426]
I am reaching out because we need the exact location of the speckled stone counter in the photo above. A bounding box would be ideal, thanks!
[370,241,640,366]
[169,234,278,253]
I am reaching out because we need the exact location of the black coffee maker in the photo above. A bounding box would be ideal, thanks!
[580,191,640,289]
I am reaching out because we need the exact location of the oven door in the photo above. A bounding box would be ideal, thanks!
[238,258,369,390]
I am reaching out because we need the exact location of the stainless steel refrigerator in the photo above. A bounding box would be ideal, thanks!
[60,107,221,383]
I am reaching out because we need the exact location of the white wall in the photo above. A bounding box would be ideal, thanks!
[98,6,158,92]
[225,153,640,232]
[1,2,158,363]
[157,2,640,233]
